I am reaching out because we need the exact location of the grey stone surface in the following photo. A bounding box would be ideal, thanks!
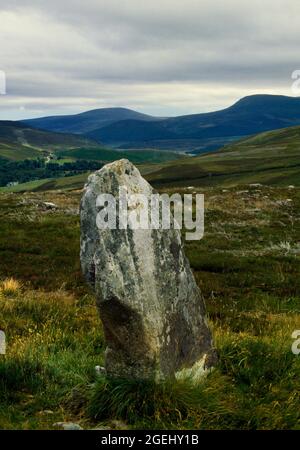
[80,159,216,381]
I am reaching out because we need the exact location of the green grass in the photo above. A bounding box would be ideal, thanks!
[0,290,103,429]
[88,377,204,426]
[0,185,299,429]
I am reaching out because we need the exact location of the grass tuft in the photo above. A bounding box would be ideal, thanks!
[88,376,209,427]
[0,278,22,298]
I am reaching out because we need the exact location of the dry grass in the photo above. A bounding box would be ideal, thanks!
[0,278,22,298]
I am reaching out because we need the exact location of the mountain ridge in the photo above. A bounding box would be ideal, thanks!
[21,94,300,152]
[22,107,161,134]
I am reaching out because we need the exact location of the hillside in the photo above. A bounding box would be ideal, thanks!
[144,123,300,187]
[0,120,99,161]
[57,147,183,164]
[22,107,160,135]
[86,118,177,143]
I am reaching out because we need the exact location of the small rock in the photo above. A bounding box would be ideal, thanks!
[95,365,106,375]
[65,207,79,215]
[110,420,128,430]
[42,202,57,210]
[53,422,83,430]
[38,410,54,416]
[276,199,292,206]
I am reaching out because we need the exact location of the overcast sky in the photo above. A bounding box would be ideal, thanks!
[0,0,299,120]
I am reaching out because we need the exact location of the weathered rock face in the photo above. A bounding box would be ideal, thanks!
[80,159,216,381]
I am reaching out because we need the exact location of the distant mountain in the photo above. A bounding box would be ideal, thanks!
[21,95,300,153]
[0,120,98,160]
[87,118,177,143]
[91,95,300,149]
[22,107,160,134]
[163,94,300,138]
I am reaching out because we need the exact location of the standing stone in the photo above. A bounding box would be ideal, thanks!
[80,159,216,381]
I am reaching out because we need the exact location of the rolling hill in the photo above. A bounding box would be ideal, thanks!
[144,123,300,187]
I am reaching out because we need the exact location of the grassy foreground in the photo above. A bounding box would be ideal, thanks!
[0,185,299,429]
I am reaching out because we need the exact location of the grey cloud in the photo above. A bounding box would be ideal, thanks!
[0,0,299,119]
